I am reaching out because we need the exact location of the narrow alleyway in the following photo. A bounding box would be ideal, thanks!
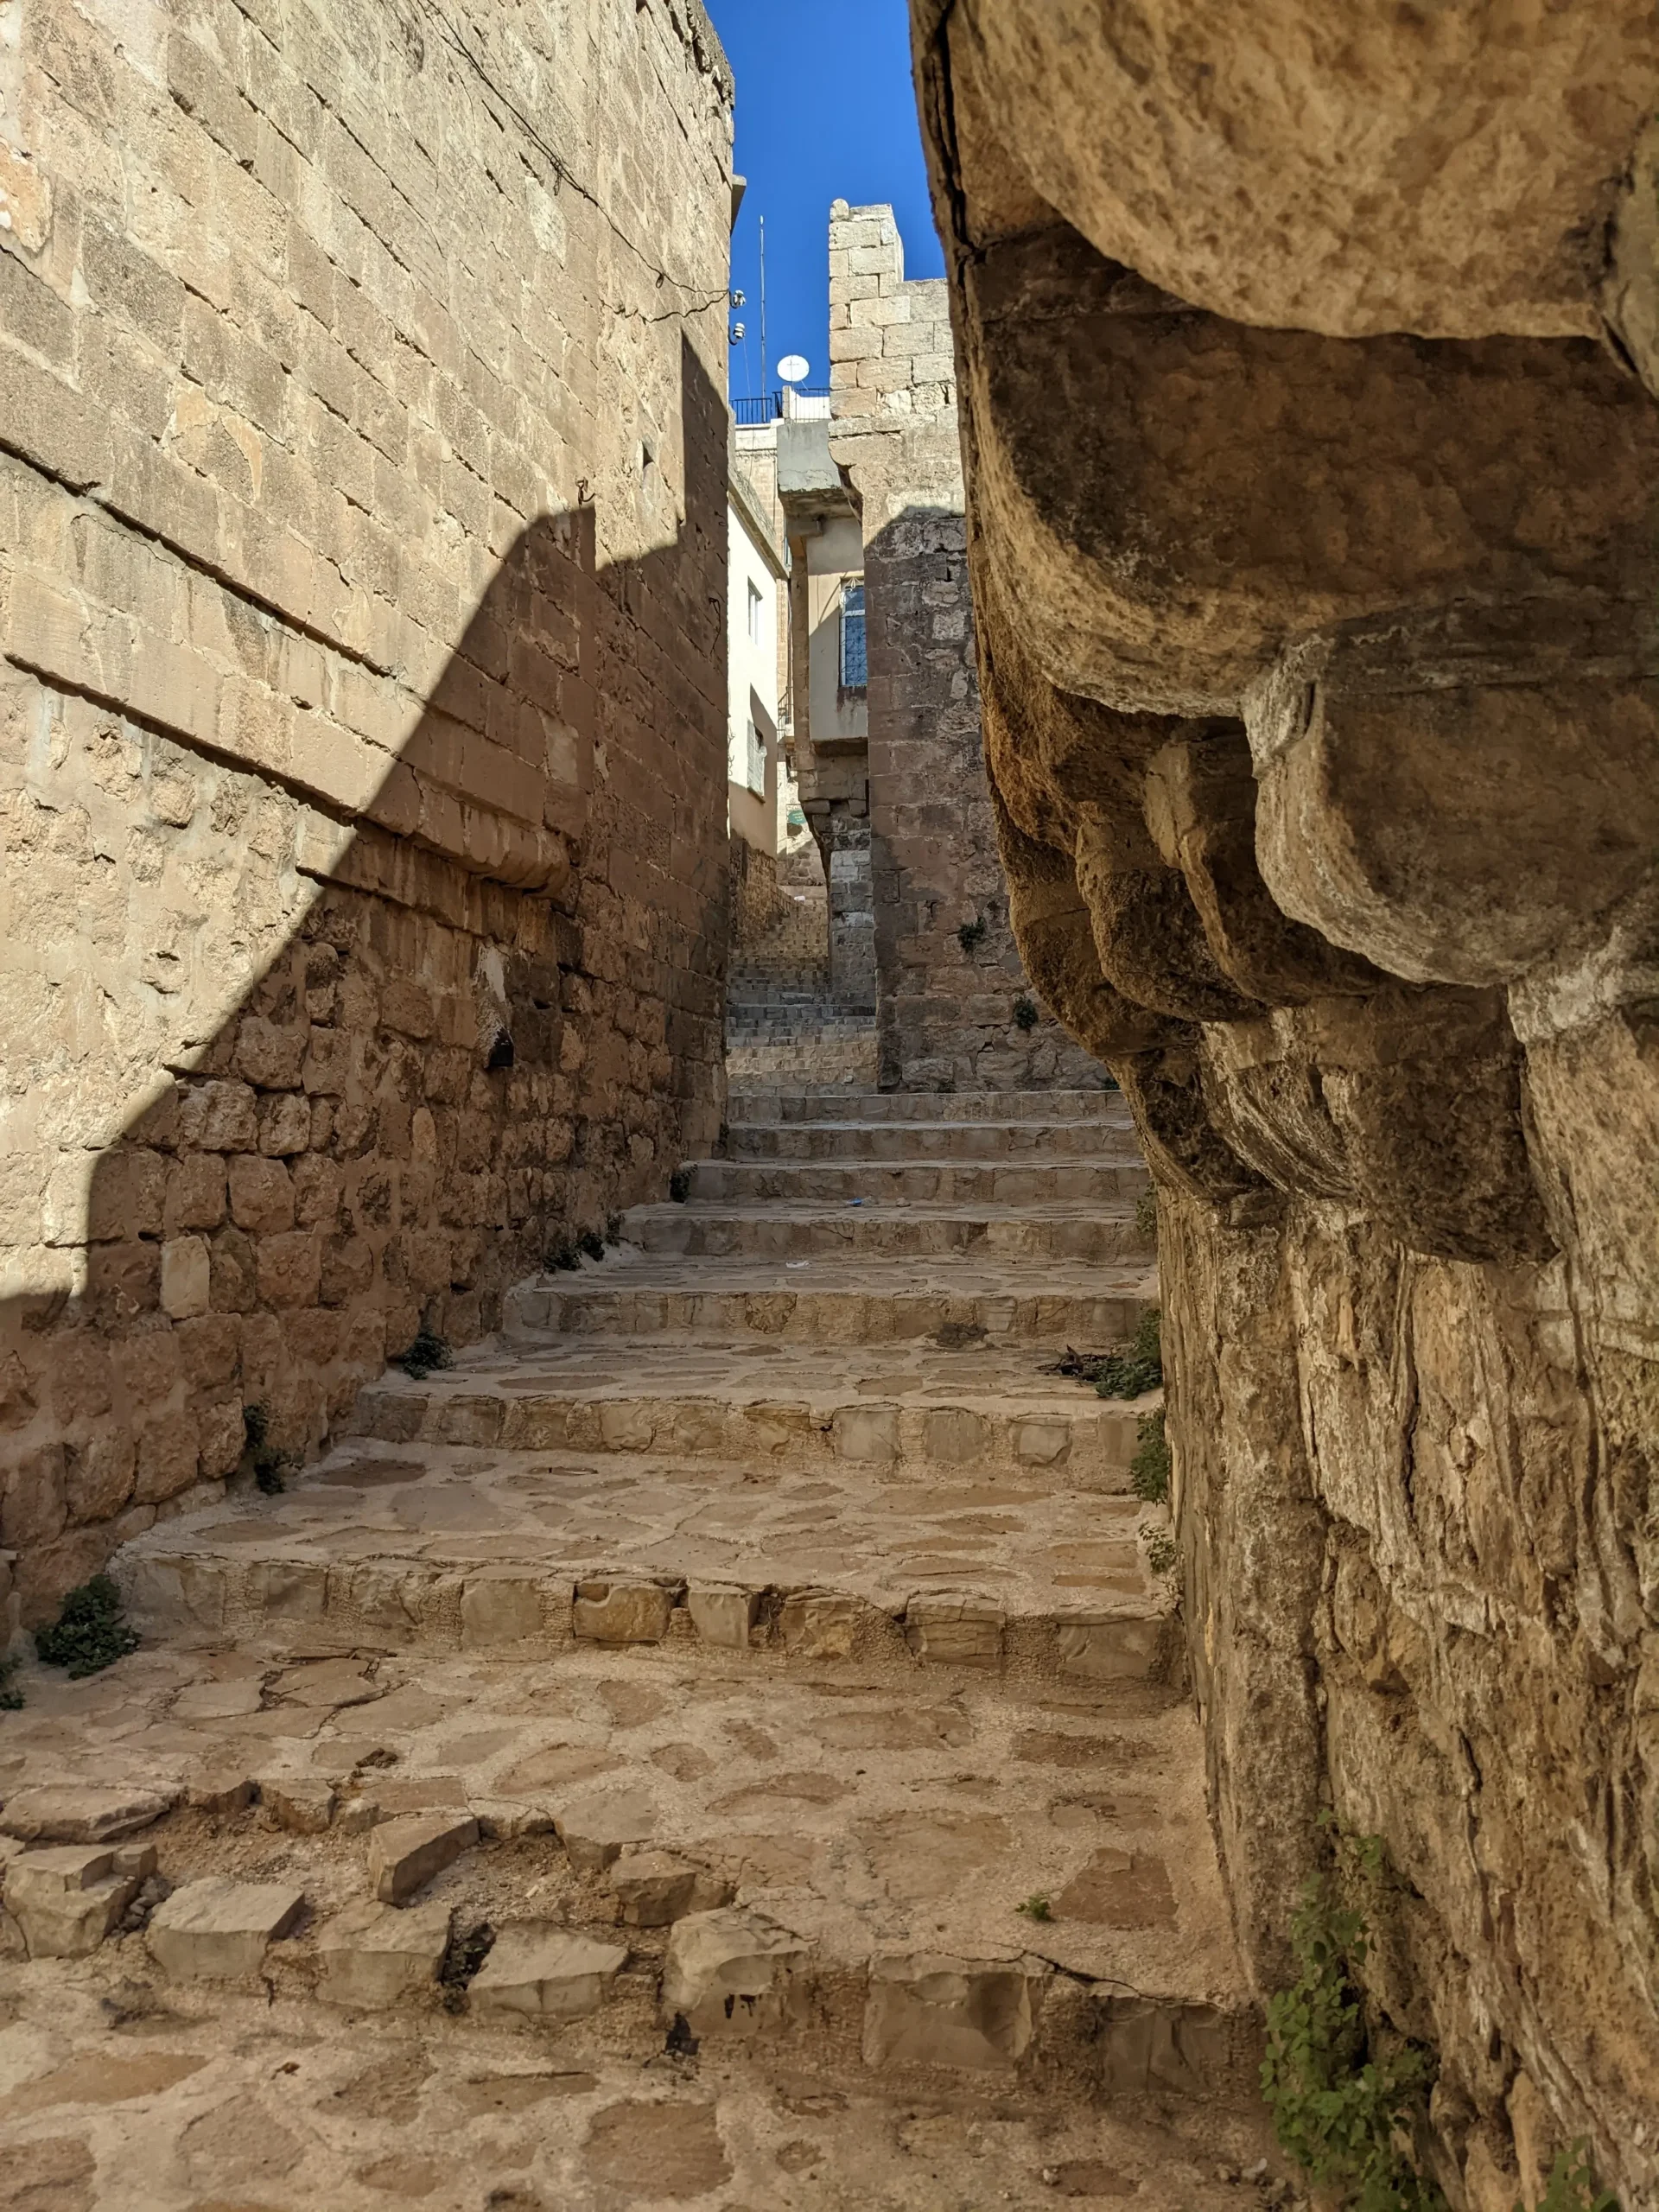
[0,1073,1282,2207]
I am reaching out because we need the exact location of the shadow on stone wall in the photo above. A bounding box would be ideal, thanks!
[0,341,730,1622]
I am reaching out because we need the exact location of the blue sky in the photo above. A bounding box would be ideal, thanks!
[705,0,946,403]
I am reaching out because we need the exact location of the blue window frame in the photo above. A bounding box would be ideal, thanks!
[839,580,867,690]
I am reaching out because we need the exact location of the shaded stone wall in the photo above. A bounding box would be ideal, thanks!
[828,203,1097,1091]
[0,0,734,1618]
[913,3,1659,2202]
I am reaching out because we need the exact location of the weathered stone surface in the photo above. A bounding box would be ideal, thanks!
[3,1847,142,1959]
[555,1793,657,1874]
[685,1584,759,1649]
[468,1924,629,2024]
[315,1897,451,2009]
[368,1812,478,1904]
[918,1,1659,2196]
[259,1777,337,1836]
[943,0,1659,341]
[573,1578,675,1645]
[661,1907,810,2038]
[861,1952,1043,2070]
[148,1878,305,1979]
[0,0,734,1626]
[607,1851,732,1928]
[903,1596,1004,1669]
[0,1784,172,1843]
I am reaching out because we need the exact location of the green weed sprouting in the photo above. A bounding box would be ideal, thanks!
[1015,1894,1052,1922]
[243,1402,298,1494]
[394,1329,453,1381]
[35,1574,140,1679]
[578,1228,606,1262]
[1134,1185,1158,1241]
[957,915,988,953]
[1140,1520,1178,1580]
[668,1167,693,1203]
[1261,1835,1445,2212]
[1130,1409,1170,1504]
[1092,1308,1163,1399]
[1527,2143,1618,2212]
[1013,995,1039,1031]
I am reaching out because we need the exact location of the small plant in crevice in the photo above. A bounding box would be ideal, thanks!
[393,1328,453,1381]
[1013,995,1039,1031]
[579,1227,606,1262]
[957,915,988,954]
[1525,2143,1618,2212]
[546,1236,582,1272]
[1130,1408,1170,1505]
[35,1574,140,1679]
[605,1211,624,1244]
[243,1402,298,1495]
[439,1918,495,2013]
[1134,1185,1159,1242]
[1261,1834,1446,2212]
[1140,1520,1178,1580]
[668,1166,693,1203]
[1092,1307,1163,1399]
[1015,1894,1052,1923]
[0,1649,23,1712]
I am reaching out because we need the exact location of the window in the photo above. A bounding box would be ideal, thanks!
[746,715,766,795]
[747,579,765,650]
[839,579,867,690]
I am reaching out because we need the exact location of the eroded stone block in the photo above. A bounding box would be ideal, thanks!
[1,1784,173,1843]
[607,1850,732,1928]
[661,1907,810,2037]
[368,1811,478,1904]
[148,1876,305,1978]
[467,1923,627,2023]
[687,1584,759,1649]
[315,1897,451,2008]
[904,1597,1005,1669]
[3,1847,142,1959]
[861,1953,1044,2071]
[572,1577,674,1644]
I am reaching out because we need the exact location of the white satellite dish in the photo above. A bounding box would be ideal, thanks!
[777,354,810,384]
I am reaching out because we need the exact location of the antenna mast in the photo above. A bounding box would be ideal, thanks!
[759,215,768,410]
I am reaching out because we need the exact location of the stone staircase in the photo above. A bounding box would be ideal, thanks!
[726,882,879,1090]
[0,1086,1280,2207]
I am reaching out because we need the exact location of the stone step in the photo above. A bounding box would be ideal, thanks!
[0,1997,1275,2207]
[339,1339,1149,1487]
[116,1430,1173,1675]
[731,1116,1139,1161]
[623,1200,1144,1264]
[0,1642,1254,2104]
[684,1158,1149,1205]
[726,1038,880,1090]
[728,1088,1120,1124]
[506,1252,1155,1344]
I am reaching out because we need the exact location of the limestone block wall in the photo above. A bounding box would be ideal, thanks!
[0,0,734,1618]
[829,202,1097,1090]
[914,3,1659,2202]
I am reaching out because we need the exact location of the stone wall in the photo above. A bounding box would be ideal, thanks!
[913,3,1659,2202]
[828,202,1098,1091]
[0,0,734,1619]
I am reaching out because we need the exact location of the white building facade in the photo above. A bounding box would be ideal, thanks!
[726,465,786,855]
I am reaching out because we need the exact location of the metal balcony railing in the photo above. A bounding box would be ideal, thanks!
[733,388,832,426]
